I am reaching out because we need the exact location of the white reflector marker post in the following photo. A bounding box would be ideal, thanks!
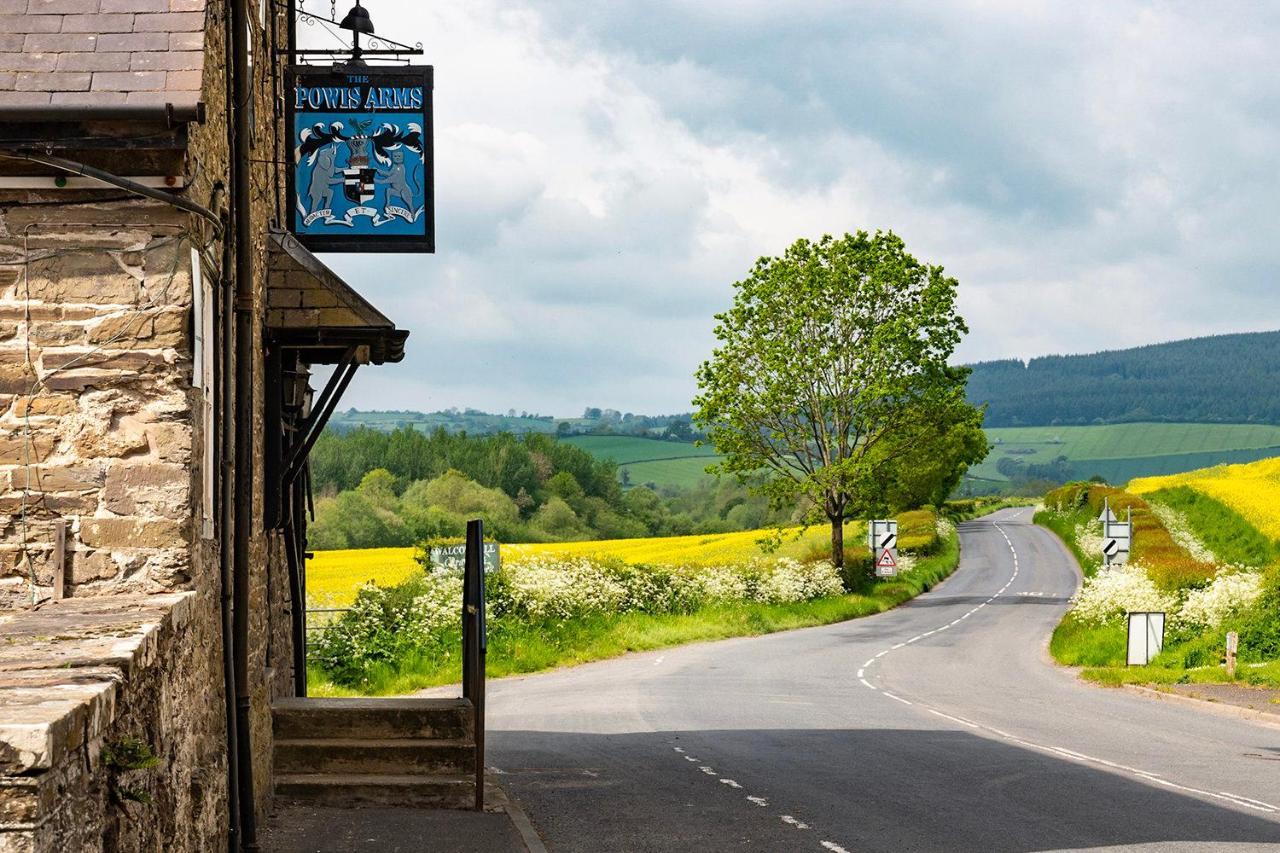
[1127,612,1165,665]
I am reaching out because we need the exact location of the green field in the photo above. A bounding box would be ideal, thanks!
[561,435,722,488]
[973,423,1280,486]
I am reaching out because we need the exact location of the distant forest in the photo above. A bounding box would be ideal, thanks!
[306,427,788,549]
[966,331,1280,427]
[327,406,702,441]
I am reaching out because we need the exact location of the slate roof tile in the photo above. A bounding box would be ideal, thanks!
[0,0,207,107]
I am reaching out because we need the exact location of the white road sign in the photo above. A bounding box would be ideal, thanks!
[867,519,898,552]
[1126,611,1165,665]
[875,547,899,578]
[429,542,501,574]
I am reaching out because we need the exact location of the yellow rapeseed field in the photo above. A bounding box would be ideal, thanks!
[306,547,421,608]
[1129,456,1280,540]
[305,522,868,607]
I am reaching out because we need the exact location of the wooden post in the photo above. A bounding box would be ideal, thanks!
[52,519,67,600]
[1225,631,1238,678]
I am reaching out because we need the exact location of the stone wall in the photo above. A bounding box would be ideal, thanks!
[0,0,308,846]
[0,200,200,607]
[0,594,227,852]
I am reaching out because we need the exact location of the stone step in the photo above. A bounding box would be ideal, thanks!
[272,697,473,741]
[274,737,475,776]
[274,773,476,810]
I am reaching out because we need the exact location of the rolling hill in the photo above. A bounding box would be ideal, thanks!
[966,330,1280,427]
[970,423,1280,491]
[560,435,721,489]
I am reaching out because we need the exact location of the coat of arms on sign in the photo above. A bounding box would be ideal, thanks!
[295,117,425,228]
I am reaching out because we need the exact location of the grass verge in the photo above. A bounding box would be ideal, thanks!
[1036,488,1280,690]
[308,530,961,697]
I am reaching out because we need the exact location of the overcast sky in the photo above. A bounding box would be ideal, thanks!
[305,1,1280,416]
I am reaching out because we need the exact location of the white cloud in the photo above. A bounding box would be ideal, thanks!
[306,0,1280,414]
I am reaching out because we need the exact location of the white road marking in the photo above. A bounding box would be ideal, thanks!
[852,518,1280,818]
[672,731,850,850]
[654,656,665,666]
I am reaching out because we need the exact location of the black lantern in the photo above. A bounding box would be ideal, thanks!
[339,1,374,35]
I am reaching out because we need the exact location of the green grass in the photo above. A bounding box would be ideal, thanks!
[1034,507,1102,577]
[1037,499,1280,690]
[1145,485,1280,567]
[562,435,723,488]
[560,435,719,464]
[1081,659,1280,688]
[621,457,724,489]
[972,423,1280,486]
[309,530,962,697]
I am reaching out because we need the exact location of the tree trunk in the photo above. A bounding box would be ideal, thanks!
[830,515,844,569]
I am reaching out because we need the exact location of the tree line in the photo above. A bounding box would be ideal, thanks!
[967,331,1280,427]
[306,426,789,550]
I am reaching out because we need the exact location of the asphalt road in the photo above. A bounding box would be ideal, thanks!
[487,509,1280,852]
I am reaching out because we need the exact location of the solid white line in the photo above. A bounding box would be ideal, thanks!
[1220,792,1276,809]
[883,691,912,706]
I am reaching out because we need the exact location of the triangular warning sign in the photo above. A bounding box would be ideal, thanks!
[876,548,897,569]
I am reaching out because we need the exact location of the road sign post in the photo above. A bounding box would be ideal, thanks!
[869,519,899,577]
[1100,499,1132,566]
[1226,630,1238,677]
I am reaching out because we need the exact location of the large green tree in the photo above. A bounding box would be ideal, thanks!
[693,230,986,568]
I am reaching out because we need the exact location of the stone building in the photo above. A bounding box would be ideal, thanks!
[0,1,408,849]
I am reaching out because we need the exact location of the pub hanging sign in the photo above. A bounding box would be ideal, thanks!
[286,65,434,253]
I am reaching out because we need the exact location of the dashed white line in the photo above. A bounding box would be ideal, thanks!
[820,842,853,853]
[851,518,1280,818]
[699,765,717,775]
[719,778,742,789]
[780,815,810,830]
[746,795,768,807]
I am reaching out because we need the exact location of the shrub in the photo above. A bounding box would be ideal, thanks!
[1069,564,1178,625]
[1177,570,1264,630]
[313,553,853,686]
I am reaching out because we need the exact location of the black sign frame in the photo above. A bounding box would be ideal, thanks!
[285,64,435,253]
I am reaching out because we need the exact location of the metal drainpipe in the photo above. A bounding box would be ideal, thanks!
[219,209,242,853]
[230,0,259,847]
[220,0,242,849]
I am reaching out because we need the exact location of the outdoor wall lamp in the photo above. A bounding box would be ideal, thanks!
[339,1,374,36]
